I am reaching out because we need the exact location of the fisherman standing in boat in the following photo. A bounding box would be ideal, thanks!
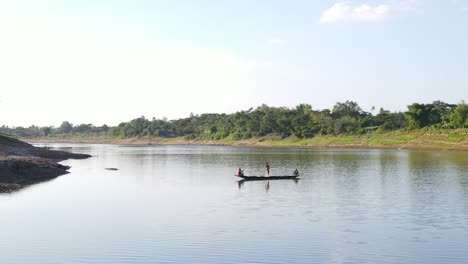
[265,162,270,176]
[237,168,244,177]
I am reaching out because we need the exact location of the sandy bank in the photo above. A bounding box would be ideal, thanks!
[25,135,468,152]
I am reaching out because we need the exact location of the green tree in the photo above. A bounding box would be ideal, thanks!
[451,101,468,128]
[405,103,430,129]
[406,101,456,129]
[291,104,313,138]
[428,100,456,126]
[332,100,363,118]
[59,121,73,134]
[42,127,52,136]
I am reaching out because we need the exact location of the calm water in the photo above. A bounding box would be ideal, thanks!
[1,144,468,264]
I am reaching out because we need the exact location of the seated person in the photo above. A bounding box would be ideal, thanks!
[293,168,299,176]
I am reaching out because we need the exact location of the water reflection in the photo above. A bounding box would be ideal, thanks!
[237,178,299,191]
[1,144,467,264]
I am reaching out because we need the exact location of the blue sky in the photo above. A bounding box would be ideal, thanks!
[0,0,467,126]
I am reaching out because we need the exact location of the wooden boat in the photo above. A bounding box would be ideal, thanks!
[235,174,299,181]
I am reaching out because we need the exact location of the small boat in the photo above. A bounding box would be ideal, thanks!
[235,174,299,181]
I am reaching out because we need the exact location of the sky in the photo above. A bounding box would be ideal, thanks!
[0,0,467,127]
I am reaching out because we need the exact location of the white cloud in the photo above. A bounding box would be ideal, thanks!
[320,1,418,24]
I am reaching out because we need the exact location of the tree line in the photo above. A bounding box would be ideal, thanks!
[1,100,467,139]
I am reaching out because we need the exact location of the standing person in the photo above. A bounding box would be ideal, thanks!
[265,162,270,176]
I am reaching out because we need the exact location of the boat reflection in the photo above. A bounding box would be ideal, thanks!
[237,178,299,191]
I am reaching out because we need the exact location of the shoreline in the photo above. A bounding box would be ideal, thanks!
[0,155,71,193]
[24,135,468,152]
[0,134,91,193]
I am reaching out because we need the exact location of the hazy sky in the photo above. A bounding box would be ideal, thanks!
[1,0,467,127]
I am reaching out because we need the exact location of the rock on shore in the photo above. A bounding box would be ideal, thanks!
[0,133,91,193]
[0,141,90,161]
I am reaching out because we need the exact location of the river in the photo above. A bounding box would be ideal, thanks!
[1,144,467,263]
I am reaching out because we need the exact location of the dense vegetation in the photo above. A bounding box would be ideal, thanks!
[1,101,467,140]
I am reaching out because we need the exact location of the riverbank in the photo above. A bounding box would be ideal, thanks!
[0,133,91,193]
[23,129,468,151]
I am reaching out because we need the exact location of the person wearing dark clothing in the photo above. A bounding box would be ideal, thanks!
[293,168,299,176]
[265,162,270,176]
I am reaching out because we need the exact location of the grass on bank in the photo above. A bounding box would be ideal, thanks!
[17,128,468,150]
[0,132,23,146]
[255,129,467,149]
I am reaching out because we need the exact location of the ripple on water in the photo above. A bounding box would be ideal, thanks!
[1,145,468,264]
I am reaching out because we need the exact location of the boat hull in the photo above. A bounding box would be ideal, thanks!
[236,175,299,181]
